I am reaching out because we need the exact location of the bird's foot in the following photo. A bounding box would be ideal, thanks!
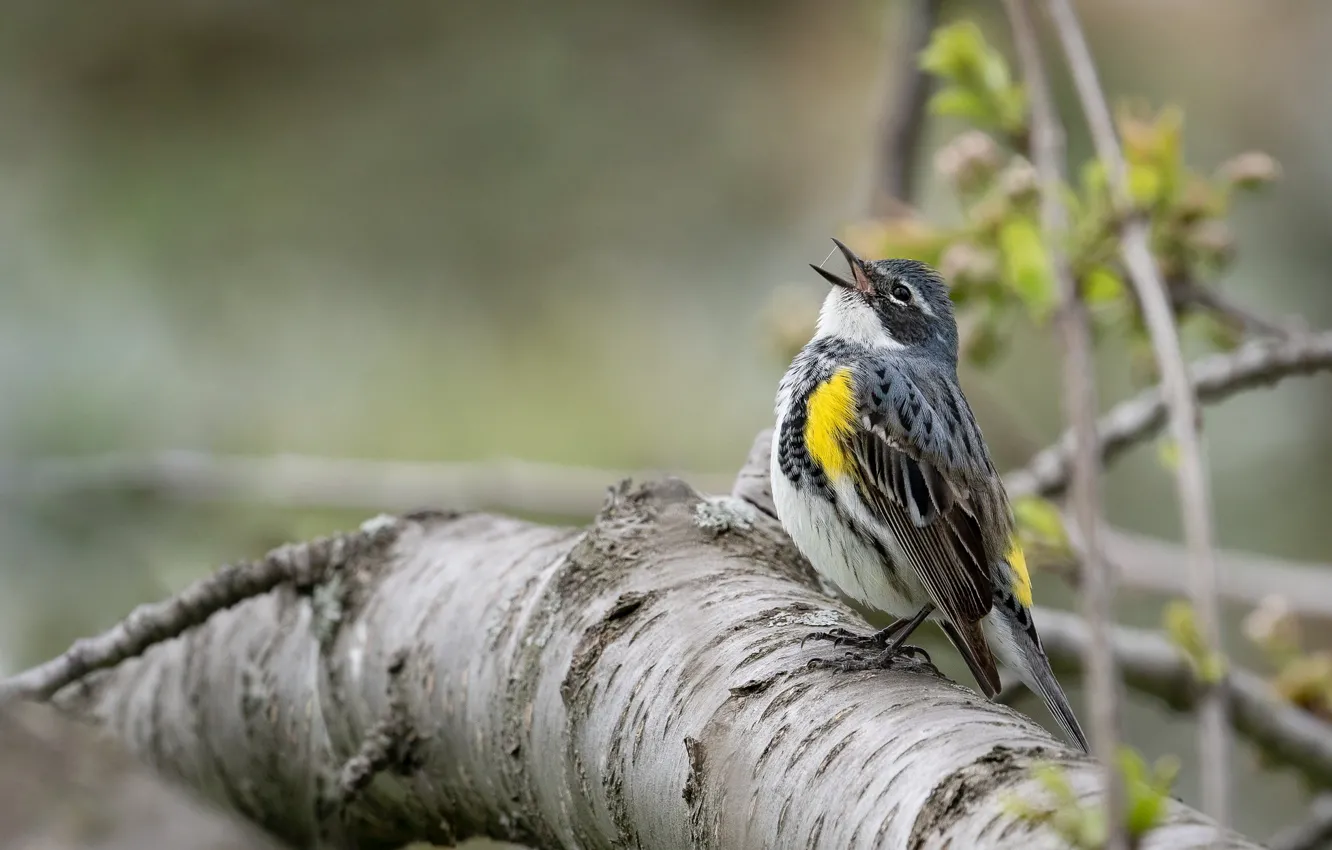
[800,625,895,652]
[806,643,933,674]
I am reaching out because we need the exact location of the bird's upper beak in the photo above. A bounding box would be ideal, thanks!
[810,238,873,295]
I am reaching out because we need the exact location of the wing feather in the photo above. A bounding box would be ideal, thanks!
[847,359,996,627]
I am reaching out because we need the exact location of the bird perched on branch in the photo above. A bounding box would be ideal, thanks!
[771,238,1089,752]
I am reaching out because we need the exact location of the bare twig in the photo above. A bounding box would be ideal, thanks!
[872,0,941,214]
[1174,275,1300,340]
[318,650,421,845]
[0,519,400,703]
[1004,0,1123,843]
[1036,607,1332,788]
[1007,329,1332,500]
[1046,2,1229,825]
[1268,794,1332,850]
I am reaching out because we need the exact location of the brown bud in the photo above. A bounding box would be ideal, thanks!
[1243,594,1300,653]
[1190,219,1236,265]
[1217,151,1281,189]
[939,242,999,284]
[996,157,1039,203]
[933,131,1001,193]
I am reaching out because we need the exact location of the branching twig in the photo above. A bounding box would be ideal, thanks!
[872,0,941,214]
[1006,329,1332,500]
[1046,2,1229,824]
[1004,1,1123,843]
[0,518,401,702]
[1268,794,1332,850]
[1036,607,1332,788]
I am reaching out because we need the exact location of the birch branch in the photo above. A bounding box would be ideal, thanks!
[1,436,1256,850]
[1268,794,1332,850]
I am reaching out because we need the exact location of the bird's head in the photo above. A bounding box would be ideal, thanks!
[809,239,958,364]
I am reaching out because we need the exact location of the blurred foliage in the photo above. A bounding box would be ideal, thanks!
[840,21,1279,373]
[1163,600,1227,684]
[2,3,1331,841]
[1007,746,1179,848]
[1011,494,1074,575]
[919,21,1027,138]
[1244,595,1332,720]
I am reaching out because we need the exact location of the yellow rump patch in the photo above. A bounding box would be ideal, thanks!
[1007,541,1033,608]
[805,367,858,480]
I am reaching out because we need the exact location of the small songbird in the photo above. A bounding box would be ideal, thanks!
[771,238,1089,752]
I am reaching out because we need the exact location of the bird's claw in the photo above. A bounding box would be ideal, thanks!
[806,644,934,673]
[801,627,886,651]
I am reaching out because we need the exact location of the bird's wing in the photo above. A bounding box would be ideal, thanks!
[847,358,996,629]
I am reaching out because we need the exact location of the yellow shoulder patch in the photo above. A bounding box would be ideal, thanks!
[805,367,858,480]
[1007,541,1033,608]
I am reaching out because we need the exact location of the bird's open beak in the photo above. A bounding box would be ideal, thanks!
[809,238,873,294]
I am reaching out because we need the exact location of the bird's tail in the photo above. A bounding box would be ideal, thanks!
[939,618,1002,698]
[984,600,1091,753]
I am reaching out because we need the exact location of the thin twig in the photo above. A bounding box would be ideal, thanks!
[1004,1,1123,842]
[1174,275,1300,340]
[1035,607,1332,789]
[1007,329,1332,500]
[1046,2,1230,826]
[1268,794,1332,850]
[872,0,941,214]
[317,649,421,844]
[0,519,401,702]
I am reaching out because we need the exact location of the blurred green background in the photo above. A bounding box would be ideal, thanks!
[2,0,1331,844]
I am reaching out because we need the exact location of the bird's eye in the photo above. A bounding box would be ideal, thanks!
[889,282,912,303]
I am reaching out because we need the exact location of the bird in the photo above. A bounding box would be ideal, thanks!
[770,237,1089,753]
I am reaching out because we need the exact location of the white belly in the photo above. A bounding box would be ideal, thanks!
[770,453,926,618]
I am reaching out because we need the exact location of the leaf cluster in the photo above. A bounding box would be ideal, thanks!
[844,21,1278,369]
[1006,748,1180,848]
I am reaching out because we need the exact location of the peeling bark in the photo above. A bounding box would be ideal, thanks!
[43,441,1260,849]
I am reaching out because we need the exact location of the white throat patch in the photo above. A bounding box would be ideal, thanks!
[813,290,905,350]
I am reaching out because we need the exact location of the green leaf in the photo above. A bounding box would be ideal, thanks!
[1156,437,1181,472]
[1128,162,1163,206]
[919,21,1027,135]
[1009,749,1178,847]
[998,218,1055,318]
[1013,495,1070,553]
[995,87,1030,135]
[1082,266,1125,304]
[1119,747,1180,839]
[928,88,997,124]
[1163,600,1228,684]
[919,21,994,86]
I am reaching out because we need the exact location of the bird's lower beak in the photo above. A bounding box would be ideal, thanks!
[809,238,872,294]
